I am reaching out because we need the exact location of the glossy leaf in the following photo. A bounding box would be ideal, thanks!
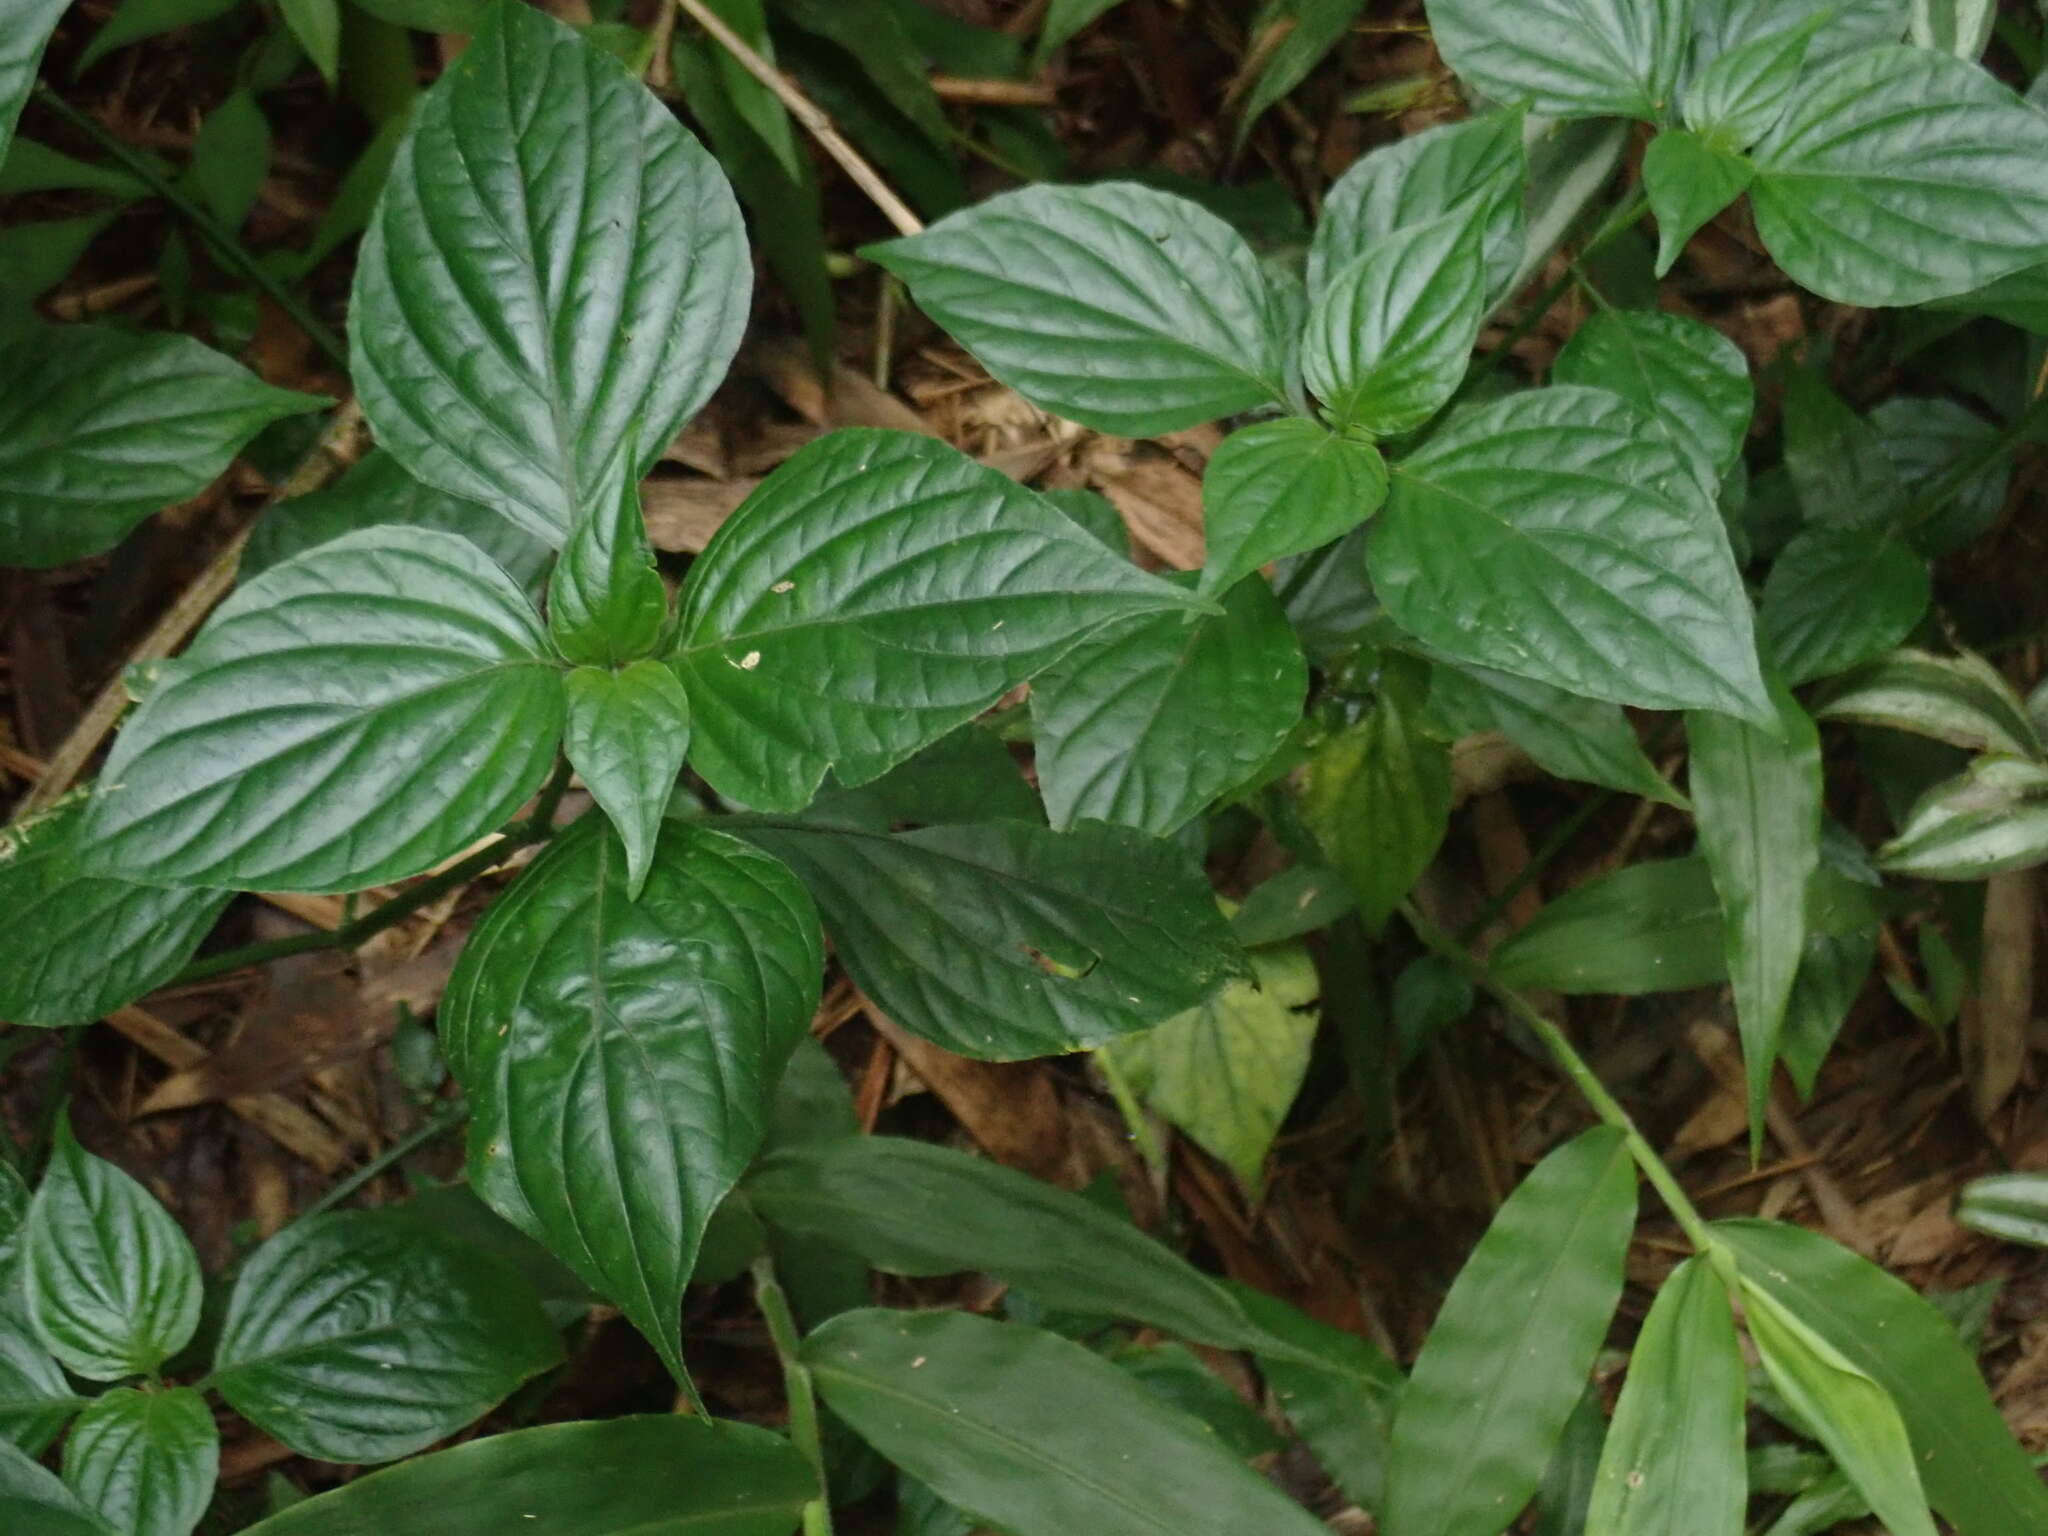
[0,0,67,167]
[1551,310,1752,498]
[1911,0,1996,57]
[561,662,691,900]
[1031,575,1306,836]
[81,527,564,893]
[1384,1127,1637,1536]
[807,1309,1329,1536]
[1759,529,1930,686]
[1779,367,1906,531]
[1423,0,1686,120]
[1426,658,1685,806]
[1816,648,2042,758]
[61,1387,216,1536]
[1492,858,1726,996]
[352,0,750,543]
[0,322,326,568]
[804,726,1040,831]
[0,797,229,1028]
[1197,419,1388,600]
[1103,938,1320,1184]
[1585,1257,1746,1536]
[1688,680,1823,1153]
[1870,396,2010,555]
[1690,0,1907,66]
[444,815,822,1387]
[1309,111,1525,306]
[865,183,1288,435]
[737,817,1244,1058]
[1719,1216,2048,1534]
[672,431,1205,811]
[24,1116,201,1381]
[1878,757,2048,880]
[211,1209,563,1465]
[1641,130,1753,276]
[748,1136,1290,1354]
[0,1438,113,1536]
[1749,46,2048,306]
[1368,387,1769,721]
[0,1328,80,1455]
[238,1417,813,1536]
[1681,18,1814,148]
[547,454,668,667]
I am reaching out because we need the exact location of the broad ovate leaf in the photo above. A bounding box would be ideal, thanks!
[1551,310,1753,497]
[1750,45,2048,306]
[1641,129,1754,275]
[1384,1127,1637,1536]
[1760,528,1930,686]
[561,661,691,900]
[1031,575,1306,836]
[444,815,822,1387]
[211,1209,563,1464]
[352,0,749,543]
[24,1117,201,1381]
[0,322,326,568]
[0,1326,80,1456]
[738,817,1243,1059]
[0,797,228,1027]
[1877,757,2048,880]
[82,527,563,893]
[1423,0,1687,120]
[1680,17,1816,148]
[865,182,1289,435]
[1197,419,1387,600]
[60,1387,216,1536]
[1368,386,1769,721]
[0,1438,110,1536]
[671,431,1204,811]
[1691,0,1907,66]
[807,1310,1329,1536]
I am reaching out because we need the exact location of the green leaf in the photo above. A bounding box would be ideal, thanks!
[1641,130,1754,276]
[1426,658,1686,806]
[1383,1127,1637,1536]
[1911,0,1997,58]
[1423,0,1687,120]
[1235,0,1370,147]
[82,527,563,893]
[672,431,1204,812]
[24,1115,201,1381]
[0,1328,81,1456]
[0,0,68,168]
[1230,863,1355,946]
[1868,395,2011,556]
[1815,648,2042,758]
[1760,528,1930,686]
[0,214,117,317]
[352,0,749,544]
[0,1439,113,1536]
[0,322,327,568]
[737,817,1244,1058]
[211,1209,563,1465]
[1750,45,2048,306]
[771,0,950,152]
[1718,1217,2048,1535]
[0,797,229,1028]
[0,137,149,200]
[1690,0,1907,68]
[1492,857,1728,995]
[279,0,342,84]
[238,1417,813,1536]
[1304,210,1486,435]
[807,1310,1330,1536]
[1878,756,2048,879]
[1780,925,1877,1098]
[1103,939,1320,1184]
[1585,1257,1746,1536]
[1779,367,1906,530]
[0,1164,25,1279]
[1197,420,1388,601]
[805,726,1040,831]
[1033,0,1127,66]
[1369,386,1770,720]
[749,1136,1290,1354]
[1114,1342,1284,1459]
[343,0,488,31]
[1687,680,1823,1153]
[61,1387,216,1536]
[75,0,240,75]
[561,662,691,900]
[1551,310,1753,498]
[1955,1171,2048,1247]
[190,90,270,232]
[865,183,1289,435]
[547,453,668,667]
[1309,110,1525,307]
[242,449,552,602]
[1032,576,1306,836]
[1681,17,1815,148]
[443,815,822,1387]
[1299,661,1449,934]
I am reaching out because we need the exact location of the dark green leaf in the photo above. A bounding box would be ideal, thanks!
[547,453,667,667]
[0,1327,80,1455]
[0,137,149,200]
[1585,1256,1746,1536]
[672,431,1203,811]
[444,815,822,1387]
[1492,857,1727,995]
[344,0,488,31]
[1384,1127,1637,1536]
[1229,863,1354,946]
[736,817,1244,1058]
[865,184,1289,435]
[24,1116,200,1380]
[1816,648,2042,758]
[1780,367,1906,530]
[1038,487,1129,555]
[1115,1342,1283,1459]
[1551,310,1753,498]
[75,0,240,74]
[1760,527,1929,686]
[1641,130,1753,276]
[0,1439,113,1536]
[807,1310,1329,1536]
[0,323,327,568]
[1779,925,1877,1098]
[1869,395,2010,556]
[238,1417,813,1536]
[805,726,1039,831]
[1369,387,1769,720]
[1197,420,1387,601]
[61,1387,216,1536]
[279,0,342,84]
[0,0,66,165]
[0,214,116,317]
[1032,575,1306,836]
[1878,756,2048,880]
[1033,0,1127,67]
[772,0,949,151]
[561,661,691,900]
[211,1209,563,1464]
[1235,0,1370,147]
[1681,18,1815,148]
[1424,0,1686,119]
[82,527,563,893]
[1533,1383,1606,1536]
[353,0,750,543]
[190,90,270,232]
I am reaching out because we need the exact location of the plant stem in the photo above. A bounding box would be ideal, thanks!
[753,1255,835,1536]
[1399,899,1719,1253]
[290,1095,468,1225]
[1095,1045,1171,1181]
[32,84,349,370]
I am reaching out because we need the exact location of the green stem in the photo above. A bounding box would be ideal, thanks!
[31,84,349,370]
[1400,899,1719,1253]
[753,1256,835,1536]
[290,1096,468,1226]
[1095,1045,1171,1181]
